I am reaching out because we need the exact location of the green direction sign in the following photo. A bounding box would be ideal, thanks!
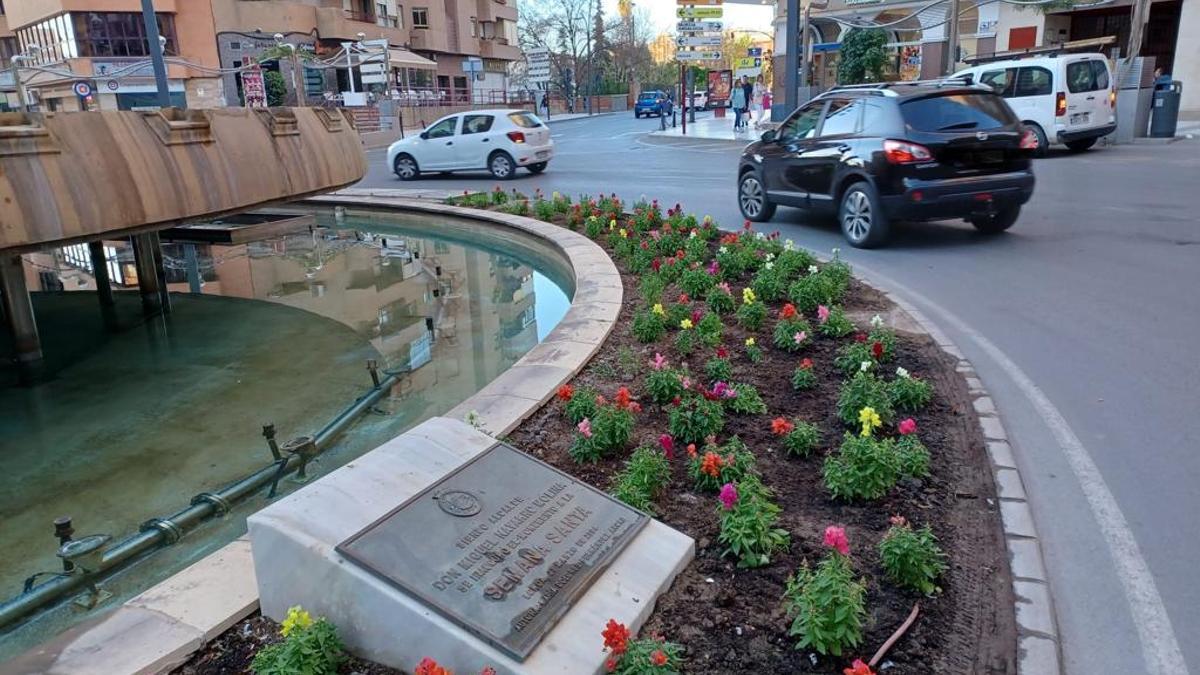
[676,6,723,18]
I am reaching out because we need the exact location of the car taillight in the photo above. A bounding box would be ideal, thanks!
[1019,127,1039,150]
[507,131,526,143]
[1109,89,1116,109]
[883,139,933,164]
[1055,92,1067,117]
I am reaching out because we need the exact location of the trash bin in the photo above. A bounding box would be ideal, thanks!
[1150,81,1182,138]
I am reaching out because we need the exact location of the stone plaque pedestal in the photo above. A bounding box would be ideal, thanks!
[248,417,694,674]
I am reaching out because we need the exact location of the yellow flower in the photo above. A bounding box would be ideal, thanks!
[742,287,757,305]
[281,606,313,637]
[745,337,756,347]
[680,318,694,330]
[858,406,883,438]
[609,219,618,229]
[619,228,628,238]
[651,303,665,316]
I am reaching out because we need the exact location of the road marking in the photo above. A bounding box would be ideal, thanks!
[854,264,1187,675]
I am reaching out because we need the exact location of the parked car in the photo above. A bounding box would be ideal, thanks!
[387,109,553,180]
[634,90,673,118]
[689,90,708,109]
[736,81,1037,248]
[953,53,1116,154]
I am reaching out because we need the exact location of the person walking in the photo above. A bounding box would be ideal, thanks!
[761,85,772,125]
[731,78,748,130]
[751,75,766,128]
[741,76,754,130]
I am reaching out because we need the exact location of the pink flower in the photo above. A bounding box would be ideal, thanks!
[823,525,850,556]
[898,418,917,435]
[651,353,668,371]
[889,514,908,528]
[793,331,807,345]
[681,376,692,390]
[707,260,720,275]
[717,282,732,294]
[719,483,738,510]
[577,418,593,438]
[691,309,703,324]
[817,305,830,324]
[659,434,675,459]
[650,229,662,241]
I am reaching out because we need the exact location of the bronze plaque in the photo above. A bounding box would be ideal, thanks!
[336,443,650,660]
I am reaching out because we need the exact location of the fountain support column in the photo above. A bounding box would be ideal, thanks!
[87,241,119,328]
[131,232,169,316]
[0,253,44,383]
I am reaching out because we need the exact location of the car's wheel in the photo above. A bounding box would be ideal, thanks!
[393,154,419,181]
[839,181,890,248]
[738,172,776,222]
[1025,122,1049,158]
[1065,137,1097,152]
[528,162,548,174]
[969,204,1021,234]
[488,151,516,180]
[634,112,641,118]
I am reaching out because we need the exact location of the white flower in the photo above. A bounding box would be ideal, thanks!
[860,361,872,372]
[719,246,729,254]
[784,239,795,250]
[832,247,841,256]
[870,314,884,329]
[756,232,766,240]
[765,252,775,261]
[808,265,819,275]
[689,231,698,239]
[764,261,774,270]
[896,367,910,379]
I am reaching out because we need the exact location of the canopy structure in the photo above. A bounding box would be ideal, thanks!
[388,49,437,70]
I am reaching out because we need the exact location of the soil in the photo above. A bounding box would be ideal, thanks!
[178,209,1017,674]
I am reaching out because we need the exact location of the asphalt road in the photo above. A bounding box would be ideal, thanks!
[359,111,1200,674]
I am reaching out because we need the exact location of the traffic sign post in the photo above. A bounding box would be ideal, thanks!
[676,0,725,134]
[676,6,723,18]
[676,20,722,32]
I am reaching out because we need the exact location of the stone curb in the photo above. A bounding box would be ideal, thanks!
[4,195,622,675]
[852,273,1063,675]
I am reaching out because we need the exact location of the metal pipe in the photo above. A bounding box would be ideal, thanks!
[0,369,400,630]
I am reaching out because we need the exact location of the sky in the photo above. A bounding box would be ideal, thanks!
[600,0,776,36]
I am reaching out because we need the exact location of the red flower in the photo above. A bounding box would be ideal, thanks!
[480,668,497,675]
[691,309,703,324]
[844,658,876,675]
[415,657,452,675]
[780,303,798,319]
[678,293,690,303]
[743,220,752,231]
[639,240,649,250]
[671,395,682,406]
[605,657,619,672]
[659,434,675,458]
[800,358,814,370]
[651,258,662,272]
[716,346,729,359]
[855,332,868,343]
[615,387,632,409]
[628,401,643,414]
[686,443,698,458]
[700,452,724,477]
[651,649,669,666]
[556,384,574,402]
[771,417,795,436]
[602,619,631,655]
[872,341,884,359]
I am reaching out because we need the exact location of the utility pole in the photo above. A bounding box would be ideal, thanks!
[140,0,173,108]
[784,0,800,117]
[944,0,962,76]
[8,57,27,112]
[1126,0,1151,67]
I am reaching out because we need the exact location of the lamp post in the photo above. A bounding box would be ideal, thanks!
[8,46,39,113]
[139,0,173,108]
[274,34,306,107]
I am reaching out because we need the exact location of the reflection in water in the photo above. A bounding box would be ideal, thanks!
[0,212,570,657]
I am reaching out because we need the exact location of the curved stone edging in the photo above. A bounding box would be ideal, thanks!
[851,273,1062,675]
[3,194,622,675]
[307,194,623,436]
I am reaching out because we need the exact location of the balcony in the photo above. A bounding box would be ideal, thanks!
[479,38,519,61]
[345,9,375,23]
[316,7,409,43]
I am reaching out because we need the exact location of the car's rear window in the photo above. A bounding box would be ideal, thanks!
[900,93,1017,132]
[639,92,659,100]
[507,112,544,128]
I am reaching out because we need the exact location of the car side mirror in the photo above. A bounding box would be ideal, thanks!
[761,129,777,143]
[419,131,429,140]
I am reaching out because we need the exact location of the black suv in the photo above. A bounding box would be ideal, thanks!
[737,81,1037,247]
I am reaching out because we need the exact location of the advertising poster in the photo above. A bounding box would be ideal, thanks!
[707,69,732,107]
[900,46,922,81]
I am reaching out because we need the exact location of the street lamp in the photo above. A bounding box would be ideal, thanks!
[274,33,307,107]
[9,44,41,113]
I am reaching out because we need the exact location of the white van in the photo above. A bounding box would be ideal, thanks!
[954,53,1116,154]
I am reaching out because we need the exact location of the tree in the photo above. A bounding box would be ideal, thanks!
[837,28,889,85]
[264,71,288,107]
[519,0,592,98]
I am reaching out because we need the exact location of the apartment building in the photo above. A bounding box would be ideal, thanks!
[3,0,224,111]
[209,0,521,107]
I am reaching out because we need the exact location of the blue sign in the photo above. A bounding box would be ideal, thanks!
[747,47,763,57]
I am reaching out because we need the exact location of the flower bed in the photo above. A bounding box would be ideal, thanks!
[177,190,1015,674]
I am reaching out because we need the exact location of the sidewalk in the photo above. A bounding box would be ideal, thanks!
[648,114,777,143]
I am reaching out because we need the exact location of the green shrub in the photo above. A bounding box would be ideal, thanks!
[666,301,691,327]
[639,275,666,305]
[736,300,767,331]
[868,321,897,361]
[782,421,821,457]
[705,356,733,383]
[584,215,604,239]
[726,383,768,415]
[744,338,763,363]
[783,555,865,657]
[611,447,671,514]
[773,316,814,352]
[668,395,725,444]
[817,305,855,338]
[489,186,509,205]
[706,285,735,314]
[674,325,699,356]
[534,198,555,221]
[879,520,947,595]
[896,434,931,479]
[688,436,756,492]
[251,608,344,675]
[837,371,894,427]
[773,247,817,277]
[823,433,901,500]
[890,370,932,411]
[631,310,666,343]
[717,475,791,568]
[679,267,715,298]
[644,367,685,404]
[605,632,685,674]
[591,404,635,454]
[696,312,724,347]
[834,340,876,376]
[788,272,844,313]
[792,360,817,390]
[751,267,787,303]
[564,386,598,424]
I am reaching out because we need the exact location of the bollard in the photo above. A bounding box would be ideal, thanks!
[367,359,381,388]
[54,517,75,572]
[263,423,282,461]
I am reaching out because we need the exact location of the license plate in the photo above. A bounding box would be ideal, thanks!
[536,151,549,159]
[1070,112,1089,125]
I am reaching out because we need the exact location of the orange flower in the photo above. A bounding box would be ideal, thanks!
[651,649,668,666]
[602,618,631,655]
[605,657,619,672]
[700,451,724,478]
[415,657,452,675]
[771,417,795,436]
[844,658,876,675]
[557,384,574,402]
[686,443,698,458]
[615,386,632,409]
[780,303,798,319]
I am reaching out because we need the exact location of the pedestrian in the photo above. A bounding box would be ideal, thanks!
[761,86,772,125]
[741,76,754,127]
[1153,67,1173,91]
[751,75,766,127]
[731,77,748,130]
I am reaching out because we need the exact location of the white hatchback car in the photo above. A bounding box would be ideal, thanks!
[954,53,1116,154]
[387,109,554,180]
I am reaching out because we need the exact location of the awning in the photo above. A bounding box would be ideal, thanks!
[389,49,436,69]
